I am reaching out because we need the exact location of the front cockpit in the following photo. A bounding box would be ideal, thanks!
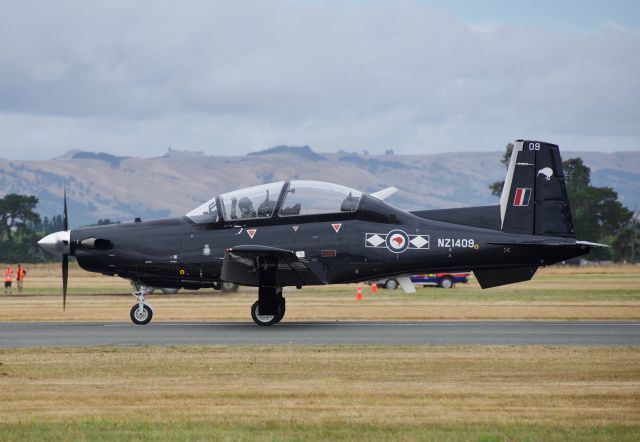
[186,180,363,224]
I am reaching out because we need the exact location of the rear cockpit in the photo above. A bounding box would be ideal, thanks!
[186,180,363,224]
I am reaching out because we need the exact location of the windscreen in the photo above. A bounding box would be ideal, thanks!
[186,197,219,224]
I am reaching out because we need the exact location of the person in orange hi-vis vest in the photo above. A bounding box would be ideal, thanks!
[16,264,27,294]
[4,265,13,295]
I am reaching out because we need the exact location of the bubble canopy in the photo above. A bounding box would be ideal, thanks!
[186,181,363,223]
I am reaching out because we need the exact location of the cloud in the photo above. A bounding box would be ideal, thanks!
[0,0,638,159]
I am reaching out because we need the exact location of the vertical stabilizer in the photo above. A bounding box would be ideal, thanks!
[500,140,575,237]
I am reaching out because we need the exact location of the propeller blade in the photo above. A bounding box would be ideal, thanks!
[63,182,68,231]
[63,182,69,311]
[62,254,68,311]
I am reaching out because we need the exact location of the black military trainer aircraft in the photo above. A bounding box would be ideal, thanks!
[38,140,602,326]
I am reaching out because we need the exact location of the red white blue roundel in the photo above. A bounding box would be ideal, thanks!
[385,229,409,253]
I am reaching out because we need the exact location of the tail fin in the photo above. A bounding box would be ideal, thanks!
[500,140,575,237]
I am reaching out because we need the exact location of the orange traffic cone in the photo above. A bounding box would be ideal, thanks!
[371,283,378,294]
[355,283,363,300]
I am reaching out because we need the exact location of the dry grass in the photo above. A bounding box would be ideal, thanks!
[540,263,640,275]
[1,292,639,322]
[0,345,638,427]
[0,263,638,322]
[1,264,638,440]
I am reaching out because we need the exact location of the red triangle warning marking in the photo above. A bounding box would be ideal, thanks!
[247,229,256,239]
[332,223,342,233]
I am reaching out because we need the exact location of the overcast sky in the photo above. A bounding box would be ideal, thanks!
[1,0,639,160]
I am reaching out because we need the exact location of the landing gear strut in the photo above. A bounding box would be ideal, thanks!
[250,255,286,326]
[130,286,154,325]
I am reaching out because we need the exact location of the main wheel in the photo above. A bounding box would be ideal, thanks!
[273,297,286,324]
[385,279,399,290]
[251,301,282,326]
[439,276,454,289]
[130,304,153,325]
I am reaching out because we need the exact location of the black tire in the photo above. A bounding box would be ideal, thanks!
[385,279,399,290]
[439,276,454,289]
[273,297,286,324]
[221,282,239,293]
[251,301,282,326]
[130,304,153,325]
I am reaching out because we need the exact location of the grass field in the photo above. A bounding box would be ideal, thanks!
[1,264,639,440]
[0,345,638,441]
[1,263,638,321]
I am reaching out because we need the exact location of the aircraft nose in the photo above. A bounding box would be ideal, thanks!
[38,230,71,255]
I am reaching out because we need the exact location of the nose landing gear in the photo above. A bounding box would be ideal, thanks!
[130,286,154,325]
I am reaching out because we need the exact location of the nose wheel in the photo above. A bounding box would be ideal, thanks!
[130,304,153,325]
[130,286,154,325]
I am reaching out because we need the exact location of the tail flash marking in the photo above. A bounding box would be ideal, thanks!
[513,188,531,207]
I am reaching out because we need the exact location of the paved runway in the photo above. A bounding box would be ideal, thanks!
[0,321,638,347]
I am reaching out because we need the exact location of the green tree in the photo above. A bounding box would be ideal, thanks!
[612,212,639,263]
[489,143,513,197]
[97,218,119,225]
[40,214,65,234]
[82,218,120,228]
[0,193,55,262]
[0,194,41,241]
[563,159,632,251]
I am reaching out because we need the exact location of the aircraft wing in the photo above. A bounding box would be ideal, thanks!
[221,245,327,287]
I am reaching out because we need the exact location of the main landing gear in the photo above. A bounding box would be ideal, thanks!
[251,253,286,326]
[128,275,286,326]
[251,287,286,326]
[130,286,154,325]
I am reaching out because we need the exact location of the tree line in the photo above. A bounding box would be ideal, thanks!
[0,194,117,262]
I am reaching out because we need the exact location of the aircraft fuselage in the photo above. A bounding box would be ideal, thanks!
[72,195,586,290]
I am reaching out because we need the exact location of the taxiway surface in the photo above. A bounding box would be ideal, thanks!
[0,321,638,347]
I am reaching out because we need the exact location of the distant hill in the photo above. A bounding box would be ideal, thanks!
[0,147,638,228]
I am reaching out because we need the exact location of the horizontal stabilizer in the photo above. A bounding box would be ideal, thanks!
[474,267,538,289]
[487,240,609,248]
[576,240,609,248]
[486,240,567,247]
